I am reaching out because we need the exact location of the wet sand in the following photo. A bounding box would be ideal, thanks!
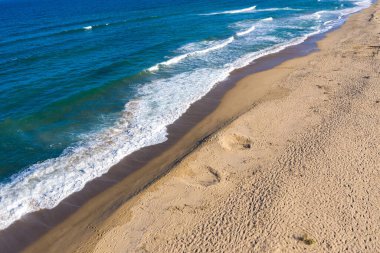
[3,2,380,253]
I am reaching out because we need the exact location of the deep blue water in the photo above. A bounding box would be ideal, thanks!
[0,0,371,229]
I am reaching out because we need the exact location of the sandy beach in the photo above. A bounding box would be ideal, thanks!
[21,2,380,253]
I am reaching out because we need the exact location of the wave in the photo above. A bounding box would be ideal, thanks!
[2,23,105,46]
[255,7,302,12]
[83,22,112,30]
[200,6,301,16]
[148,37,234,71]
[262,17,274,22]
[236,25,256,37]
[235,17,273,37]
[354,0,372,7]
[0,20,123,48]
[323,18,340,26]
[4,17,108,42]
[299,3,368,23]
[201,5,256,15]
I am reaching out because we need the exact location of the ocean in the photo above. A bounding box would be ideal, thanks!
[0,0,372,229]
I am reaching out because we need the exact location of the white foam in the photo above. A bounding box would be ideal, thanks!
[316,0,371,19]
[83,26,93,30]
[235,16,275,37]
[353,0,372,7]
[236,25,256,37]
[148,36,234,71]
[201,6,301,16]
[262,17,274,22]
[300,1,368,24]
[201,5,256,15]
[255,7,302,12]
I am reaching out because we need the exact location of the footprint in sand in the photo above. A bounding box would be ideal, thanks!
[184,166,222,187]
[219,133,253,151]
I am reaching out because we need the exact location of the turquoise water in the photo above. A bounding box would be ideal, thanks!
[0,0,372,229]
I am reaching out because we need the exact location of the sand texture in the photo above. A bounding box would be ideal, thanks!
[26,3,380,253]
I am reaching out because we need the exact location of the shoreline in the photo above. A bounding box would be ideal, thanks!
[0,3,376,252]
[89,2,379,251]
[0,32,323,253]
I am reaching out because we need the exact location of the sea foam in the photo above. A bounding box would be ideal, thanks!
[201,5,256,15]
[201,6,301,16]
[236,25,256,37]
[255,7,302,12]
[148,36,234,71]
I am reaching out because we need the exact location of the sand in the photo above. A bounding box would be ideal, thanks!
[25,2,380,253]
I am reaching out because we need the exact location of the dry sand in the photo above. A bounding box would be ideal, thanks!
[26,2,380,253]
